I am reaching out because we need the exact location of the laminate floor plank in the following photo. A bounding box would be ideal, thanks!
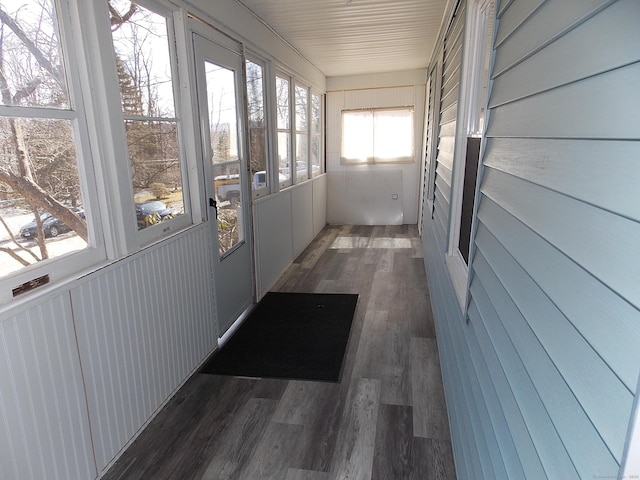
[372,404,413,480]
[380,314,413,407]
[198,397,278,480]
[285,469,329,480]
[272,381,337,426]
[328,378,381,480]
[351,310,389,380]
[101,225,456,480]
[235,422,307,479]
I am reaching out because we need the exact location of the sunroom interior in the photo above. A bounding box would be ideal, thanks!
[1,0,639,479]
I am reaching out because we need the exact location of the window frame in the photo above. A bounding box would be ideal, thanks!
[310,90,324,177]
[0,0,107,304]
[274,72,292,189]
[340,106,415,165]
[445,0,495,309]
[244,54,271,199]
[106,0,193,248]
[294,80,310,183]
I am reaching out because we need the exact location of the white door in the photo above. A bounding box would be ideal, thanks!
[193,33,254,335]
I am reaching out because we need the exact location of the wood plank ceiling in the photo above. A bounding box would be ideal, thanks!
[235,0,448,78]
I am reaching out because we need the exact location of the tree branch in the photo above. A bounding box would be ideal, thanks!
[109,3,138,30]
[0,7,64,88]
[0,214,41,262]
[0,246,30,266]
[0,167,87,241]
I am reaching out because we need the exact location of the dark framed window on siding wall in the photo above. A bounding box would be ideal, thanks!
[432,0,495,308]
[453,0,494,266]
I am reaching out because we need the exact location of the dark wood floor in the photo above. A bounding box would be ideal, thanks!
[102,225,456,480]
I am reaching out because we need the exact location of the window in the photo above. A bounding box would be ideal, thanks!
[0,0,103,301]
[245,58,269,196]
[341,107,414,165]
[275,74,291,188]
[452,0,494,265]
[108,1,188,238]
[444,0,495,309]
[294,82,309,182]
[311,92,323,176]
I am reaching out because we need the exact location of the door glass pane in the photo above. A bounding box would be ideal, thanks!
[205,61,243,255]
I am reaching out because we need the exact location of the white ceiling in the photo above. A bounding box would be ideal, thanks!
[235,0,448,78]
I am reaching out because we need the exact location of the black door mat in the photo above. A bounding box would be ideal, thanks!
[200,292,359,382]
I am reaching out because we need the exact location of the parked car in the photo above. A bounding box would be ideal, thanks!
[135,200,175,228]
[19,208,84,239]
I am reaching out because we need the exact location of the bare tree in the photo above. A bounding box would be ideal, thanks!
[0,1,86,259]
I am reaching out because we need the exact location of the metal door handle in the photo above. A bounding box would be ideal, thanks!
[209,197,218,218]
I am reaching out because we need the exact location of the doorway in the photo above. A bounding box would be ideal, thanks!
[193,32,254,336]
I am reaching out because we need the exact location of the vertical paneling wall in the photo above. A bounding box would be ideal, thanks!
[423,0,640,479]
[72,224,216,473]
[253,175,327,299]
[326,79,425,225]
[0,296,96,480]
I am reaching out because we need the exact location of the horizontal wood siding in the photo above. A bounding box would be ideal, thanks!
[471,0,640,476]
[422,0,640,478]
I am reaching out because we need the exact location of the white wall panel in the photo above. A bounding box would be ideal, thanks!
[254,192,294,298]
[71,225,216,473]
[312,174,327,236]
[291,182,314,258]
[327,170,403,225]
[0,296,96,480]
[326,82,424,225]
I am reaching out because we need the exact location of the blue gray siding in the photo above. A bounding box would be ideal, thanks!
[422,0,640,478]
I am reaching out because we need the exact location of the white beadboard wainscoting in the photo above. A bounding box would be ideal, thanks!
[71,224,217,473]
[0,173,328,479]
[0,224,217,479]
[0,295,96,480]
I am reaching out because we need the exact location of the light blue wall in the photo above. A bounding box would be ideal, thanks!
[422,0,640,478]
